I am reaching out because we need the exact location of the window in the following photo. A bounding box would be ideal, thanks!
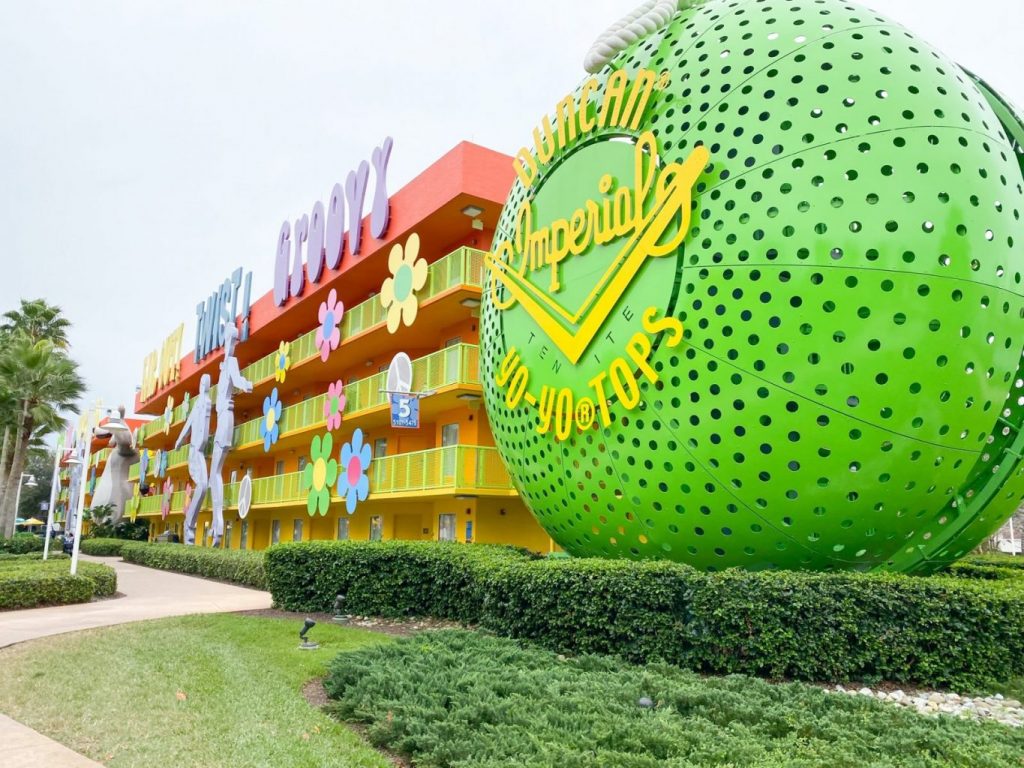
[224,522,233,549]
[369,515,383,541]
[275,460,285,475]
[297,456,307,472]
[240,521,249,550]
[373,438,387,458]
[438,514,456,542]
[465,520,473,543]
[271,520,281,545]
[292,519,304,542]
[203,523,210,545]
[337,518,349,540]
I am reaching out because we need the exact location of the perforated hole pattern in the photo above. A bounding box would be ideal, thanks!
[481,0,1024,573]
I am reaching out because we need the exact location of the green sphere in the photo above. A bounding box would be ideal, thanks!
[481,0,1024,573]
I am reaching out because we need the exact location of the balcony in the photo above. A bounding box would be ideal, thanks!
[137,444,514,516]
[232,343,480,452]
[139,246,486,446]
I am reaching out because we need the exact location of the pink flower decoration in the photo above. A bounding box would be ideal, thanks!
[316,288,343,362]
[324,380,347,431]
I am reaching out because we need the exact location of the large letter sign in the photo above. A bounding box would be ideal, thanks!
[274,138,393,306]
[480,0,1024,575]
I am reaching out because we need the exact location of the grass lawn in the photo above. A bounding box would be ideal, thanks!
[326,630,1024,768]
[0,614,392,768]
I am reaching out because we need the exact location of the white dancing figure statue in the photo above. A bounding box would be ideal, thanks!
[174,373,212,546]
[210,324,252,547]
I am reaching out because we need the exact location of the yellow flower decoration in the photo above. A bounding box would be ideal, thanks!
[163,395,174,435]
[129,484,141,523]
[275,341,291,383]
[380,233,427,333]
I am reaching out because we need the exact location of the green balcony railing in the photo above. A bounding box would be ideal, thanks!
[92,448,111,467]
[234,343,480,449]
[128,463,139,481]
[167,445,189,469]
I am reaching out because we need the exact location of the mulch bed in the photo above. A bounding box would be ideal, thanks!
[234,607,462,637]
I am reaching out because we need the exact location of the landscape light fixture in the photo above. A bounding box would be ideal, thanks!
[298,618,319,650]
[638,697,654,709]
[460,298,481,309]
[460,204,484,218]
[457,393,482,402]
[332,593,349,624]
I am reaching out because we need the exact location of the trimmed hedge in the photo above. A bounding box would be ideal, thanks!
[0,533,45,554]
[80,538,130,557]
[266,541,1024,689]
[0,551,67,562]
[965,553,1024,570]
[0,559,117,610]
[121,543,266,589]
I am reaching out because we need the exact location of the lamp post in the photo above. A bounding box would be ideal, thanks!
[42,443,64,560]
[13,473,37,526]
[66,443,90,576]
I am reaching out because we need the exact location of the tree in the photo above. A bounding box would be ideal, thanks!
[1,299,71,348]
[15,448,55,522]
[0,333,85,537]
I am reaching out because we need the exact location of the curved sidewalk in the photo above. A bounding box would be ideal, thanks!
[0,554,272,648]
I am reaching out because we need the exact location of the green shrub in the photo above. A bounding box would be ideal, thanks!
[267,542,1024,689]
[80,538,129,557]
[965,553,1024,570]
[265,540,534,618]
[0,551,67,562]
[0,559,116,610]
[325,631,1024,768]
[86,519,150,541]
[121,543,266,589]
[0,533,45,554]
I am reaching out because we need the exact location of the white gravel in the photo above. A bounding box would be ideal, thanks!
[831,685,1023,727]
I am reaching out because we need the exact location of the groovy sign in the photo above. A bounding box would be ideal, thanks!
[273,138,393,307]
[486,69,706,440]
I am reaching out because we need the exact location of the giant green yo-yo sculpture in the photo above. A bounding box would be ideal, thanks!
[480,0,1024,573]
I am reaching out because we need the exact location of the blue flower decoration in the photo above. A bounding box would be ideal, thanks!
[88,467,97,494]
[260,387,283,452]
[156,449,168,478]
[338,428,372,514]
[139,449,149,480]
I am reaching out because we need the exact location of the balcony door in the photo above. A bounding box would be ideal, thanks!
[441,423,459,481]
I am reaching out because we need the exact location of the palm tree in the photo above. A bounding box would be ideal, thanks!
[1,299,71,348]
[0,334,85,537]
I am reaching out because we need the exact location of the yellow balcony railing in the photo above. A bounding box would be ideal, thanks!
[138,246,485,446]
[370,446,514,495]
[233,344,481,449]
[240,246,486,386]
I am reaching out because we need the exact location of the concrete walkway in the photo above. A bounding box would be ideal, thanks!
[0,555,273,767]
[0,554,272,648]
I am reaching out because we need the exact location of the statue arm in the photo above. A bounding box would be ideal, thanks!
[231,362,253,393]
[174,411,192,450]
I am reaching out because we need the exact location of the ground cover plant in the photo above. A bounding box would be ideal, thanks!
[0,532,45,554]
[267,541,1024,689]
[326,630,1024,768]
[0,557,115,609]
[0,614,392,768]
[121,542,265,588]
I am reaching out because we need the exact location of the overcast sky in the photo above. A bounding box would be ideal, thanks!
[0,0,1021,423]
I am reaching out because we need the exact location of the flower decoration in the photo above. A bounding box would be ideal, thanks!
[261,387,283,452]
[316,288,344,362]
[274,341,291,383]
[163,395,174,435]
[88,467,97,495]
[129,484,141,523]
[324,380,347,431]
[139,449,150,481]
[380,233,427,333]
[301,434,338,516]
[183,482,194,513]
[156,449,168,478]
[161,478,173,520]
[338,428,372,514]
